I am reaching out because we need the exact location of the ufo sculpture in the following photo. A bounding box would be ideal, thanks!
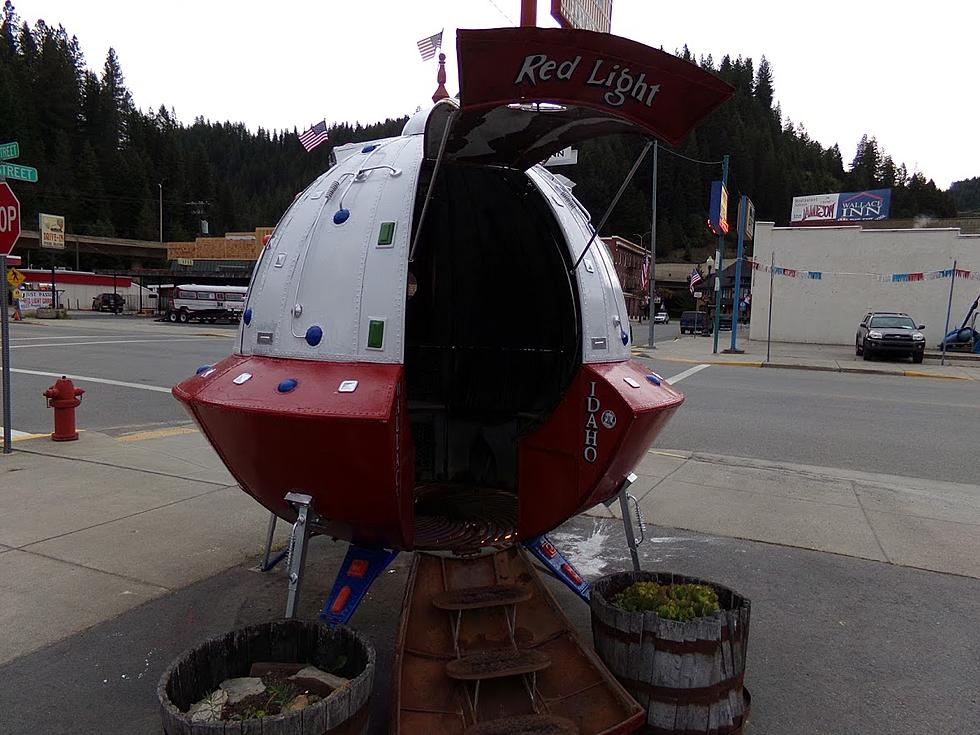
[174,28,732,556]
[174,27,734,734]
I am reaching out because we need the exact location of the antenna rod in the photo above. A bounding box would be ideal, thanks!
[571,140,653,272]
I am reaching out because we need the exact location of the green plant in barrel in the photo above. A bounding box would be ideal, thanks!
[612,581,720,621]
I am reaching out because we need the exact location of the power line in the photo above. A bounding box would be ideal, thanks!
[659,146,725,167]
[484,0,514,24]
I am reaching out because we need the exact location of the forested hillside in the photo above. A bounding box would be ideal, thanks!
[0,2,962,263]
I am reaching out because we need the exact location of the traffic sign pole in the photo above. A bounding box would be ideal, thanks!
[1,253,12,453]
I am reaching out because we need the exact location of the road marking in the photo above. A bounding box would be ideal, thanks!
[10,335,143,341]
[10,337,229,349]
[9,368,172,393]
[116,426,200,443]
[666,364,711,384]
[0,427,47,441]
[650,449,689,459]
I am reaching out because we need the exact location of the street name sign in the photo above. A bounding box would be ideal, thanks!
[0,142,19,160]
[0,162,38,183]
[0,182,21,256]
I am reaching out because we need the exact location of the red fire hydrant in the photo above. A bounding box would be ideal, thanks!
[43,376,84,442]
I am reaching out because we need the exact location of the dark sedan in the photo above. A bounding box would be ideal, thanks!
[856,312,926,363]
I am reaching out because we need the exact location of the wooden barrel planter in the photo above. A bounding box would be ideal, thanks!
[590,571,751,735]
[158,619,374,735]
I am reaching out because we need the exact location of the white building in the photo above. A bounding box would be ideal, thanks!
[749,223,980,346]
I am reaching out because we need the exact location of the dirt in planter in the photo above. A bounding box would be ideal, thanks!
[221,671,334,721]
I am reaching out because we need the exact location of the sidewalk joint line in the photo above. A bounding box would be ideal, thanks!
[851,480,891,563]
[11,447,234,487]
[14,483,240,551]
[9,547,173,593]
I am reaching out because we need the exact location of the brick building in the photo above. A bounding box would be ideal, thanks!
[602,235,650,319]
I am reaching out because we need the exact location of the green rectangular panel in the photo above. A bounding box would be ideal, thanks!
[0,142,19,160]
[367,319,385,349]
[377,221,395,247]
[0,162,37,183]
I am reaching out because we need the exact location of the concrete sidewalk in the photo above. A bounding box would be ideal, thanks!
[631,325,980,380]
[0,429,978,733]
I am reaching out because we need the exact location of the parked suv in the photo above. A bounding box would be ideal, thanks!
[92,293,125,313]
[680,311,709,335]
[856,312,926,363]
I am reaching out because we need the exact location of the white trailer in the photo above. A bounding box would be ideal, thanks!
[165,284,248,324]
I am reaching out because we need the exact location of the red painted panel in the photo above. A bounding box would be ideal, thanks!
[517,360,683,538]
[21,270,132,287]
[174,355,414,549]
[457,27,734,145]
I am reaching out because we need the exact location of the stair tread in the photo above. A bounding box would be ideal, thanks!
[432,584,532,611]
[445,648,551,681]
[464,714,579,735]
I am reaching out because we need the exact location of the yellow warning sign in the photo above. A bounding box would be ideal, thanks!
[6,267,25,288]
[12,287,22,299]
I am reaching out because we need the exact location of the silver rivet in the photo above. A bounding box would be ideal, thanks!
[293,303,303,317]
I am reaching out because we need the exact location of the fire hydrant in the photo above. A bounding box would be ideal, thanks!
[43,376,84,441]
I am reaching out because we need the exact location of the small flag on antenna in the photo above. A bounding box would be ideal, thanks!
[298,120,329,153]
[417,29,443,61]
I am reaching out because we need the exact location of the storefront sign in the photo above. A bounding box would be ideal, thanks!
[457,28,734,147]
[790,189,891,223]
[39,213,65,250]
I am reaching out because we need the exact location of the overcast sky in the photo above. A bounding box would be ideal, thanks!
[18,0,978,189]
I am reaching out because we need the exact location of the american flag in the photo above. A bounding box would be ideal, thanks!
[298,120,329,153]
[417,30,443,61]
[689,268,703,294]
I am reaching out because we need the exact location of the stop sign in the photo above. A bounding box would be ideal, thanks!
[0,181,21,256]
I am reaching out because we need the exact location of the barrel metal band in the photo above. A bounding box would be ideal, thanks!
[591,615,745,655]
[622,671,745,706]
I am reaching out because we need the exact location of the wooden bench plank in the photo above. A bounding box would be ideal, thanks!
[445,649,551,681]
[432,584,532,611]
[465,714,579,735]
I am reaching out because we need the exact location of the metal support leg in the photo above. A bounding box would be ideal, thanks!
[284,492,313,619]
[613,473,644,574]
[260,511,283,571]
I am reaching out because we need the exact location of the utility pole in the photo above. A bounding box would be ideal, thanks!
[712,154,730,354]
[647,140,658,348]
[158,182,163,244]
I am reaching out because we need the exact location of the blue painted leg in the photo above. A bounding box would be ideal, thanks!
[319,544,399,626]
[523,534,591,603]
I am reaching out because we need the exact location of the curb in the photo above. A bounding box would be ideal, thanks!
[902,370,972,381]
[632,353,764,368]
[762,362,838,373]
[632,351,975,381]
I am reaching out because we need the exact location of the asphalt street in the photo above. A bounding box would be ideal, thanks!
[3,315,979,483]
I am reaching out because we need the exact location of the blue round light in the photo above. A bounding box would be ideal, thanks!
[333,208,350,224]
[195,364,212,375]
[277,378,298,393]
[305,325,323,346]
[646,374,662,386]
[621,330,629,346]
[361,144,378,153]
[243,307,252,325]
